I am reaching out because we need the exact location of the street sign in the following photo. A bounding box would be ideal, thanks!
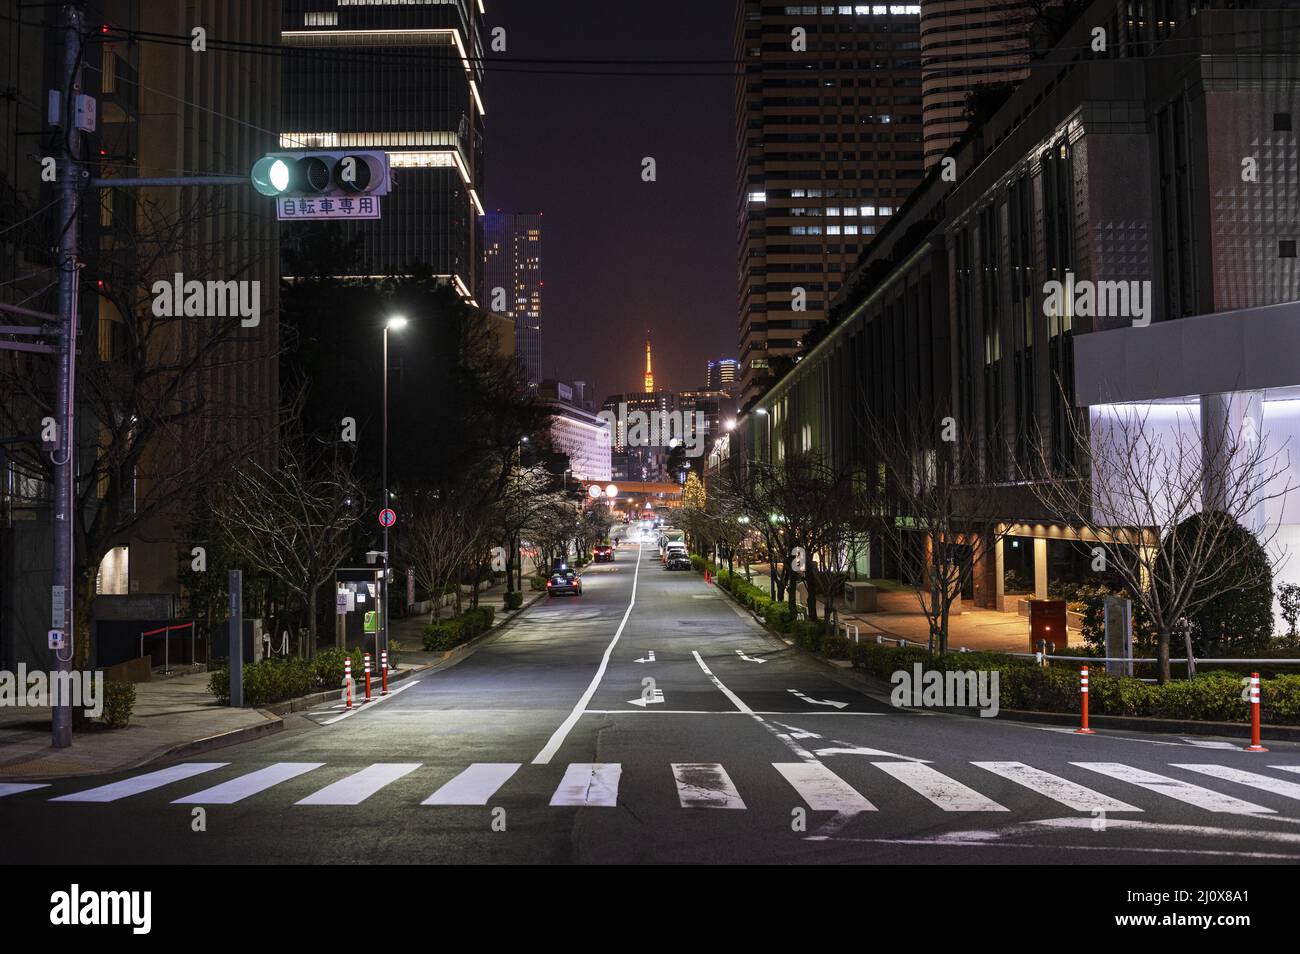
[277,195,381,221]
[379,508,397,528]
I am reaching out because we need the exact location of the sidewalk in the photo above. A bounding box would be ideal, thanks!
[0,670,279,781]
[839,588,1079,653]
[388,580,543,666]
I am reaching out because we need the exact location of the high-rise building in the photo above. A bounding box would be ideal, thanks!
[280,1,485,294]
[538,381,611,483]
[707,357,740,392]
[920,0,1032,170]
[734,2,925,403]
[484,211,543,388]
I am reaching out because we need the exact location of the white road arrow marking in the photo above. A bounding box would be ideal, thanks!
[773,722,822,740]
[627,688,665,707]
[736,649,766,663]
[788,688,848,709]
[814,742,929,762]
[634,650,656,663]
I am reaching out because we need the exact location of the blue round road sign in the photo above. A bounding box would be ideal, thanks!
[379,508,397,528]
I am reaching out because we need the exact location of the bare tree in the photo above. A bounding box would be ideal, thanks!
[859,407,1013,656]
[408,494,487,623]
[213,446,362,658]
[1031,402,1293,682]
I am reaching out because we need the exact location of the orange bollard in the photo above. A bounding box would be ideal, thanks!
[364,652,372,702]
[1245,672,1268,752]
[344,657,353,710]
[1074,665,1095,734]
[381,649,389,695]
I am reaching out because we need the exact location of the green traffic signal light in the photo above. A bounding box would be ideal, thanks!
[250,155,292,196]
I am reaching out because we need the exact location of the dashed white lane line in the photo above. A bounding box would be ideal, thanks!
[0,783,49,799]
[532,544,643,765]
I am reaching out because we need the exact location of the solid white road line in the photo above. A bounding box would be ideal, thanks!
[972,761,1142,813]
[774,761,875,812]
[549,763,621,807]
[52,762,229,803]
[1171,763,1300,802]
[0,782,49,798]
[1072,762,1275,814]
[1268,765,1300,775]
[672,763,747,809]
[422,763,521,806]
[533,544,642,765]
[173,763,324,804]
[874,762,1008,812]
[692,650,753,714]
[296,763,422,806]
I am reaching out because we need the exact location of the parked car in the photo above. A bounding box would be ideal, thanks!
[546,569,583,597]
[662,542,689,567]
[593,544,615,562]
[664,549,692,571]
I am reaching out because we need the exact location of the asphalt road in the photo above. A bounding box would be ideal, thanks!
[4,541,1300,865]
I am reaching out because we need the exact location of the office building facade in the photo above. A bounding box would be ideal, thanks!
[280,1,485,293]
[485,211,543,387]
[734,1,925,403]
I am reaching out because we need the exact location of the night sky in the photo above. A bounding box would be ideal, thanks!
[483,0,737,400]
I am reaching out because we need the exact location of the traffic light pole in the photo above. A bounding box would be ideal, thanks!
[51,2,89,749]
[381,325,390,670]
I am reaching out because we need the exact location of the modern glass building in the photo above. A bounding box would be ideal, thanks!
[734,2,926,403]
[484,211,543,388]
[280,0,486,293]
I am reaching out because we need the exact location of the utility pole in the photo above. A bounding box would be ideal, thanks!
[51,2,86,750]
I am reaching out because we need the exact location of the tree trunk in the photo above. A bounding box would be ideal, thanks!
[306,585,318,660]
[1156,627,1171,685]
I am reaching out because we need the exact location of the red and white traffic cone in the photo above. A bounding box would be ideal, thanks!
[344,657,353,710]
[381,649,389,695]
[1245,672,1268,752]
[364,652,372,702]
[1075,665,1095,735]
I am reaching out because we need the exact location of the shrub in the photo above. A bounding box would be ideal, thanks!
[101,680,136,729]
[503,590,523,610]
[762,601,797,634]
[529,575,548,591]
[422,606,496,651]
[791,619,824,652]
[821,632,851,660]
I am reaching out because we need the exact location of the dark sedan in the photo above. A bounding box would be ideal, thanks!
[546,570,583,596]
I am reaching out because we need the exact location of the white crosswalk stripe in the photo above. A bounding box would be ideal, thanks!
[1072,762,1275,814]
[173,763,324,804]
[297,763,422,806]
[549,763,621,807]
[972,761,1142,813]
[672,763,746,809]
[875,762,1008,811]
[0,783,49,798]
[774,761,875,812]
[423,763,521,806]
[1171,764,1300,802]
[52,762,228,803]
[29,758,1300,817]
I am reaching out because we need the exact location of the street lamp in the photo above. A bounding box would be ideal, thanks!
[380,315,407,667]
[752,408,775,598]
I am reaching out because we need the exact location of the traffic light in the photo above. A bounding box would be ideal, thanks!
[250,150,391,199]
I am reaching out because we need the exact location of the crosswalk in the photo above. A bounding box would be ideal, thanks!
[11,759,1300,818]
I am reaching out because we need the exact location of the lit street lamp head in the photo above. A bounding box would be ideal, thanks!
[387,315,409,331]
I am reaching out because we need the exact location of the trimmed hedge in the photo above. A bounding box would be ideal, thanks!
[208,647,370,706]
[529,575,548,591]
[422,606,496,652]
[503,590,523,610]
[846,640,1300,724]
